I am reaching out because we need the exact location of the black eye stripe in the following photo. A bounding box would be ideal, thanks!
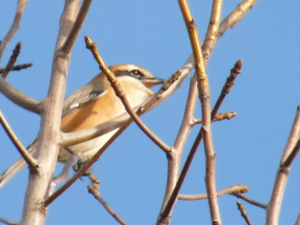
[129,70,145,79]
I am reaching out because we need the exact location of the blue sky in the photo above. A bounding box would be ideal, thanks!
[0,1,300,224]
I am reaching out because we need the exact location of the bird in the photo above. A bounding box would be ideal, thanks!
[0,64,164,189]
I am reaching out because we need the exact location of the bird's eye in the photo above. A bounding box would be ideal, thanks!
[130,70,144,79]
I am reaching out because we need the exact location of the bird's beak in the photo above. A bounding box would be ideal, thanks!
[142,77,165,88]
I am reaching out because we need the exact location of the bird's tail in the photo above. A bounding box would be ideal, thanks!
[0,139,37,189]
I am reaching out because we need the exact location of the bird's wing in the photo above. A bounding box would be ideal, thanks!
[62,82,108,118]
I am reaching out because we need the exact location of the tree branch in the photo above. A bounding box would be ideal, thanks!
[266,106,300,225]
[0,0,27,64]
[0,109,38,171]
[1,42,21,79]
[237,201,252,225]
[179,184,249,200]
[87,186,128,225]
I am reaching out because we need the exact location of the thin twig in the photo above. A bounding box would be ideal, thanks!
[84,35,170,153]
[193,112,237,125]
[237,201,253,225]
[232,192,267,209]
[295,213,300,225]
[218,0,258,40]
[61,0,93,54]
[0,63,33,74]
[87,186,128,225]
[202,0,223,63]
[0,0,27,64]
[0,217,19,225]
[179,184,249,200]
[211,59,242,116]
[0,109,39,170]
[1,42,21,79]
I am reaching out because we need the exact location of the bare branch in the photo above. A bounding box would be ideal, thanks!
[84,35,170,153]
[87,186,128,225]
[0,76,40,113]
[21,0,81,224]
[0,63,33,74]
[211,59,242,117]
[0,109,38,170]
[218,0,258,39]
[232,192,267,209]
[61,0,93,54]
[193,112,237,125]
[179,184,249,200]
[237,201,252,225]
[281,137,300,168]
[0,217,18,225]
[1,42,21,79]
[267,106,300,225]
[295,213,300,225]
[0,0,27,63]
[202,0,223,63]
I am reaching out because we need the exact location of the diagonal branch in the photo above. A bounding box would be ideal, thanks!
[0,109,38,171]
[84,35,170,153]
[232,192,267,209]
[267,106,300,225]
[0,0,27,64]
[88,186,128,225]
[61,0,93,54]
[237,201,253,225]
[1,42,21,79]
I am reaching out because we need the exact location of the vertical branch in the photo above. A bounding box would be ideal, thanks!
[157,76,198,225]
[202,0,223,63]
[178,0,221,224]
[20,1,81,225]
[266,106,300,225]
[0,0,27,64]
